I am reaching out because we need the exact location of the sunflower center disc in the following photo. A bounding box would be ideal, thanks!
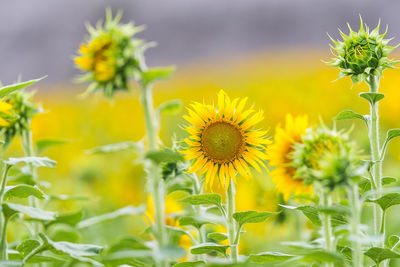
[201,121,243,163]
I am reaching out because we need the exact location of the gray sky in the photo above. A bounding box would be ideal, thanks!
[0,0,399,85]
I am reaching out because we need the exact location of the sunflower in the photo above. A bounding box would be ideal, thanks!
[180,90,270,189]
[0,101,13,126]
[268,114,312,200]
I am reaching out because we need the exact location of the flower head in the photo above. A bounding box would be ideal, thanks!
[329,17,398,84]
[0,91,40,146]
[291,126,362,190]
[180,90,270,189]
[268,114,312,200]
[75,9,144,98]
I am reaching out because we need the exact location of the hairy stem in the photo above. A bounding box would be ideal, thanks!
[320,191,334,267]
[227,180,238,262]
[349,183,362,267]
[0,164,11,260]
[140,83,167,267]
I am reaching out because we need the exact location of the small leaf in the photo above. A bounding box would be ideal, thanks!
[381,129,400,161]
[233,210,277,228]
[87,141,143,154]
[0,76,46,98]
[249,252,296,263]
[36,139,69,154]
[180,194,222,207]
[145,149,184,165]
[49,210,83,227]
[157,99,182,114]
[179,216,212,229]
[371,193,400,211]
[280,205,321,226]
[334,110,367,125]
[173,261,205,267]
[365,247,400,265]
[190,243,228,256]
[207,232,228,242]
[16,239,40,257]
[2,203,56,221]
[77,205,145,229]
[141,66,175,86]
[388,235,400,249]
[4,185,46,200]
[359,92,385,105]
[4,157,56,168]
[108,236,151,253]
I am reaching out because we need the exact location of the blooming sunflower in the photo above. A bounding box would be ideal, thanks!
[268,114,312,200]
[180,90,270,189]
[0,101,13,127]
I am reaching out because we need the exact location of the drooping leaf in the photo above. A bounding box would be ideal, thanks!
[36,139,70,154]
[190,243,229,256]
[157,99,182,115]
[2,203,56,221]
[207,232,228,242]
[359,177,397,194]
[365,247,400,265]
[381,129,400,160]
[4,157,56,168]
[4,185,46,200]
[179,216,213,229]
[180,194,222,207]
[334,110,367,125]
[371,193,400,211]
[77,205,145,229]
[87,141,143,154]
[233,210,277,228]
[359,92,385,105]
[145,149,184,165]
[280,204,321,226]
[141,66,175,86]
[248,252,296,263]
[0,76,46,98]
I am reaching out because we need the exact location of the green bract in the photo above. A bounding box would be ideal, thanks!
[329,18,398,84]
[0,91,41,146]
[75,9,145,98]
[292,126,361,190]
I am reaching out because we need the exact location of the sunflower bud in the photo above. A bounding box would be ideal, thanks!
[329,17,398,84]
[291,126,362,190]
[74,9,145,98]
[0,91,40,146]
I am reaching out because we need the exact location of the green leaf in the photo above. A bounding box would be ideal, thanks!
[359,177,397,194]
[159,245,187,260]
[36,139,69,154]
[249,252,296,263]
[0,261,22,267]
[180,194,222,207]
[301,249,345,264]
[49,210,83,227]
[47,224,80,243]
[145,149,184,165]
[280,205,321,226]
[173,261,206,267]
[207,232,228,242]
[141,66,175,85]
[108,236,151,254]
[233,210,277,228]
[179,216,213,229]
[77,205,145,229]
[334,110,367,125]
[359,92,385,105]
[0,76,46,98]
[381,129,400,161]
[4,185,46,200]
[2,203,56,221]
[157,99,182,114]
[190,243,229,256]
[388,235,400,249]
[16,239,40,257]
[87,141,143,154]
[4,157,56,168]
[365,247,400,265]
[371,193,400,211]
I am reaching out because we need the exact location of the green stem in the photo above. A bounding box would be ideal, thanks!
[349,183,362,267]
[320,191,334,267]
[0,164,11,260]
[227,180,238,262]
[140,83,167,267]
[192,174,206,261]
[367,76,383,243]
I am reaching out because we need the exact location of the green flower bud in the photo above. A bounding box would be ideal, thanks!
[291,126,362,190]
[75,8,146,98]
[0,91,41,147]
[329,17,398,84]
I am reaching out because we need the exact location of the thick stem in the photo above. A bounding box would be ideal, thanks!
[349,183,362,267]
[0,164,11,260]
[227,180,238,262]
[367,76,383,241]
[320,191,334,267]
[140,83,167,267]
